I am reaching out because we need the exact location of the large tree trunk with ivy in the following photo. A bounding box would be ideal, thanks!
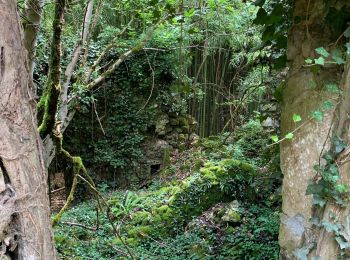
[0,0,56,259]
[279,0,350,258]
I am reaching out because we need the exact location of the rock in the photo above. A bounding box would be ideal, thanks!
[155,114,169,135]
[221,209,241,223]
[221,200,241,223]
[261,117,279,128]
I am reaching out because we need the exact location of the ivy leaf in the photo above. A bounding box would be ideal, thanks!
[344,27,350,37]
[314,57,325,66]
[333,136,347,154]
[311,110,324,122]
[346,43,350,56]
[328,164,339,176]
[335,237,350,249]
[322,100,334,111]
[315,47,330,58]
[306,183,324,195]
[322,152,334,163]
[271,135,279,142]
[293,247,309,260]
[325,83,341,94]
[293,114,302,122]
[313,196,326,207]
[305,58,313,64]
[331,48,345,64]
[285,133,294,139]
[335,184,349,194]
[322,220,340,234]
[313,164,324,173]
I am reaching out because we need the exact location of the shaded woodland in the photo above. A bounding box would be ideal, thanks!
[1,0,350,259]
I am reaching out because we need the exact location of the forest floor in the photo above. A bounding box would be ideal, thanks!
[53,120,281,259]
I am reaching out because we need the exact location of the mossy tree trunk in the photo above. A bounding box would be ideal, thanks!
[0,0,56,258]
[279,0,350,258]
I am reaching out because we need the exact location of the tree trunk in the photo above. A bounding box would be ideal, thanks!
[23,0,44,77]
[279,0,350,259]
[0,1,56,259]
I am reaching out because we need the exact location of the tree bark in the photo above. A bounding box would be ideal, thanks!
[279,0,350,259]
[0,0,56,259]
[23,0,45,89]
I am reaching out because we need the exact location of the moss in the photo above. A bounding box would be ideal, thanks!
[116,157,255,243]
[127,226,152,239]
[131,211,152,225]
[162,147,171,168]
[156,205,169,214]
[225,226,236,234]
[221,209,241,223]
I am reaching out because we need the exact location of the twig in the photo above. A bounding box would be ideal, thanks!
[93,100,106,135]
[60,221,98,231]
[137,51,156,114]
[50,187,65,194]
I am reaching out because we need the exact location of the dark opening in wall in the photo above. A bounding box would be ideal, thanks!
[150,164,161,175]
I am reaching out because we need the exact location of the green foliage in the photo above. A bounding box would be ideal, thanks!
[253,0,292,68]
[54,117,281,258]
[218,204,280,259]
[109,191,143,218]
[64,48,183,176]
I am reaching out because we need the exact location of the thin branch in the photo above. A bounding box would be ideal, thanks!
[60,221,97,231]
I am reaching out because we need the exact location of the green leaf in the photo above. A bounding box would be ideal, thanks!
[346,43,350,56]
[271,135,279,142]
[322,100,334,110]
[313,196,326,207]
[335,237,350,249]
[305,58,313,64]
[344,27,350,37]
[314,57,325,66]
[285,133,294,139]
[333,136,347,154]
[322,220,340,234]
[311,110,324,122]
[331,48,345,64]
[315,47,330,58]
[306,183,324,195]
[325,83,341,94]
[322,152,334,163]
[293,247,309,260]
[335,184,349,194]
[293,114,302,122]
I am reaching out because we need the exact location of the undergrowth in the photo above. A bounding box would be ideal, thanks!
[54,120,281,259]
